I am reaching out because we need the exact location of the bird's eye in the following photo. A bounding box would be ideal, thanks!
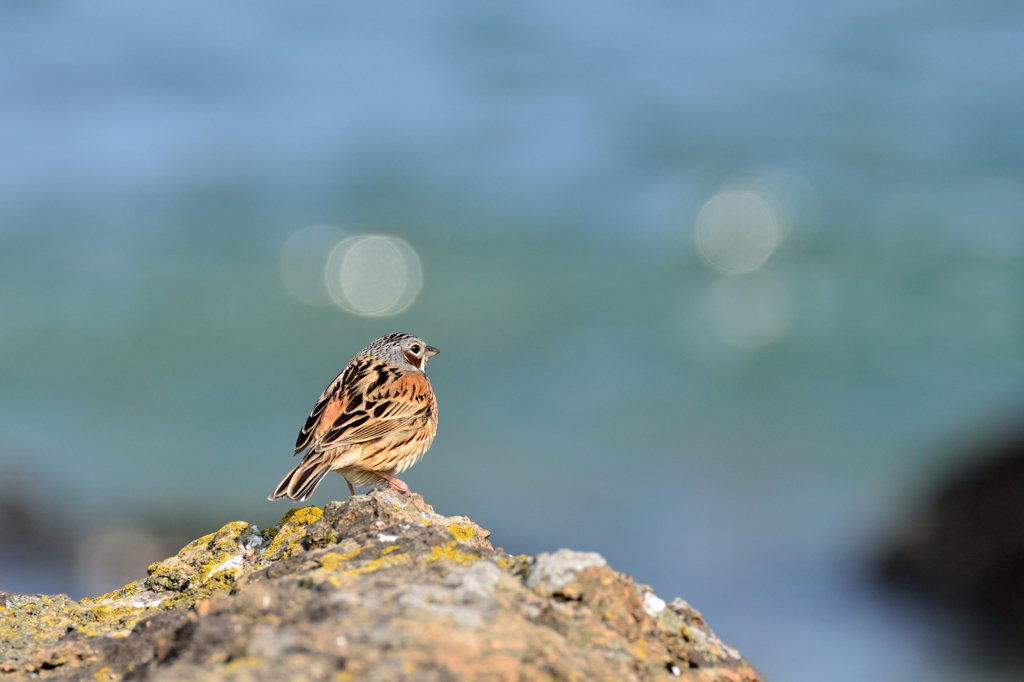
[410,344,421,354]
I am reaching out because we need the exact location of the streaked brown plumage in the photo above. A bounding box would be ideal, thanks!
[269,332,439,502]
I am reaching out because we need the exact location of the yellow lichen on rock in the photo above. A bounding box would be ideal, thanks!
[144,520,256,594]
[280,505,324,526]
[446,523,475,541]
[158,573,236,612]
[145,561,194,592]
[425,541,481,566]
[261,507,321,562]
[92,666,115,681]
[341,552,409,576]
[80,580,147,606]
[0,594,78,665]
[1,490,765,682]
[315,547,364,573]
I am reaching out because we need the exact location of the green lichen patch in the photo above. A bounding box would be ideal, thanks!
[259,525,279,545]
[145,562,194,592]
[0,594,77,664]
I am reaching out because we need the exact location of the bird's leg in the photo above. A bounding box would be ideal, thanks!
[375,471,410,494]
[346,478,355,496]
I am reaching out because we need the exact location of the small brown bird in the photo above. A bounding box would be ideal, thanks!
[269,333,439,502]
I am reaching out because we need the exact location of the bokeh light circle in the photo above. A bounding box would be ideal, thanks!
[720,168,822,249]
[325,235,423,317]
[694,190,779,275]
[280,224,348,306]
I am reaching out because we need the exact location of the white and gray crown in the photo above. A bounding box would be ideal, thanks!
[357,332,439,373]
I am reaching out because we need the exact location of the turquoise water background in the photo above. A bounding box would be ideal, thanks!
[2,3,1024,680]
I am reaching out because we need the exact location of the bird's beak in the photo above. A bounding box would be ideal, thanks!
[425,345,440,357]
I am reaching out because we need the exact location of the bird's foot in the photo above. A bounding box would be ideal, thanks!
[375,471,410,494]
[346,478,355,496]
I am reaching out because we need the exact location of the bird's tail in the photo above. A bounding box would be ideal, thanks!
[268,462,331,502]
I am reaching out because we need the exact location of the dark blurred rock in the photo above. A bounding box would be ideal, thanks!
[880,432,1024,631]
[1,489,764,681]
[0,466,78,558]
[0,462,199,598]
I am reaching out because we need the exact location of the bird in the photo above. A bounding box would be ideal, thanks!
[269,332,439,502]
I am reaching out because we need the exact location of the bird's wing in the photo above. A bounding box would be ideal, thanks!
[294,368,348,455]
[297,357,434,454]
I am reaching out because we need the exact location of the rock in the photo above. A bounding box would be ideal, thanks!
[525,549,606,596]
[0,490,765,681]
[879,432,1024,632]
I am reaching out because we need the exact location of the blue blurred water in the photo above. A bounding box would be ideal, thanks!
[2,2,1024,680]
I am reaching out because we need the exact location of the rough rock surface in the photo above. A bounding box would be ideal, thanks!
[1,490,765,681]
